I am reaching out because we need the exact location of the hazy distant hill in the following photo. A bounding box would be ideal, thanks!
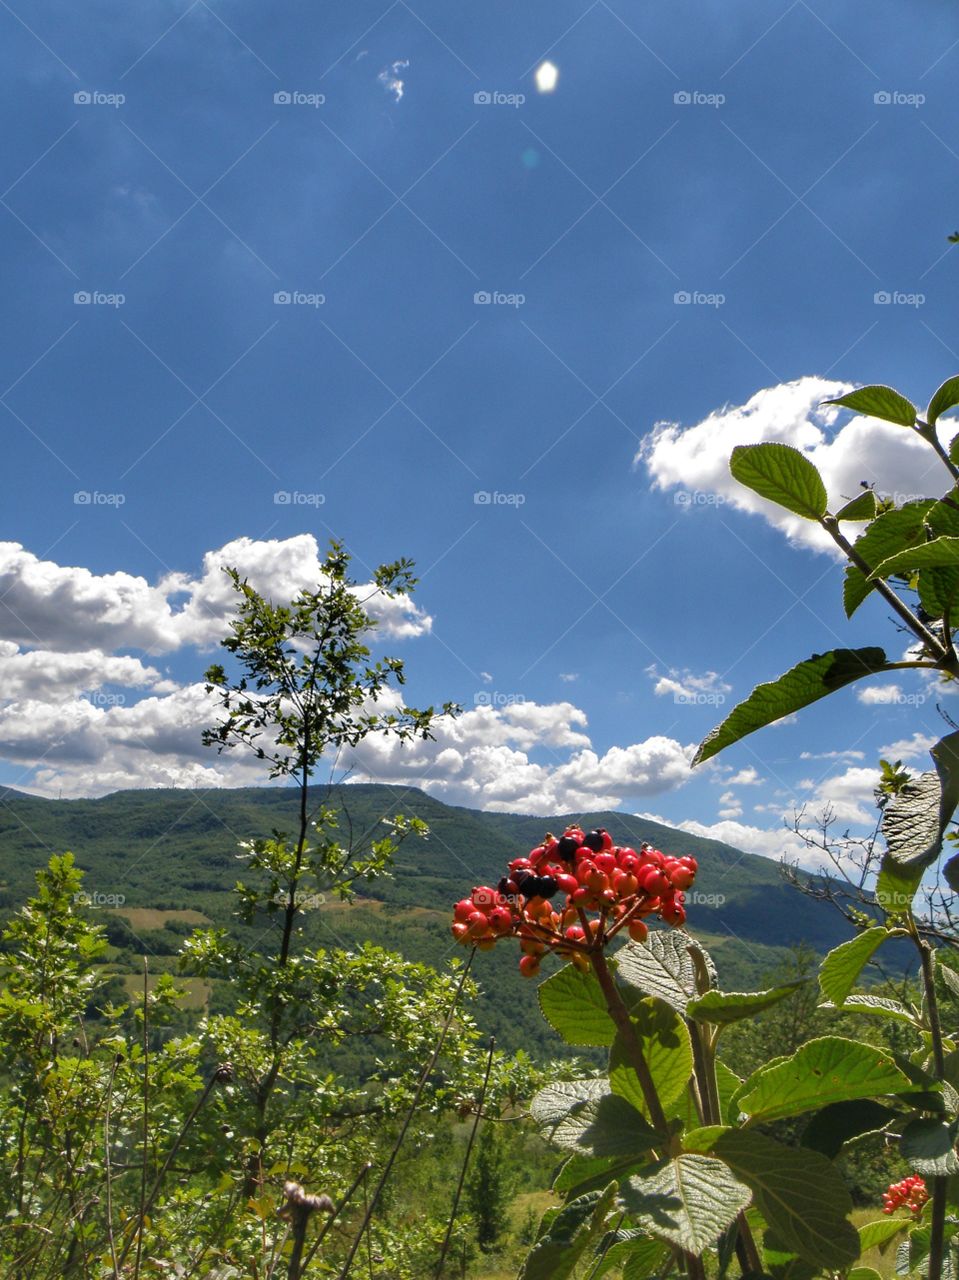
[0,783,861,1053]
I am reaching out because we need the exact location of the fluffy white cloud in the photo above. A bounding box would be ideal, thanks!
[648,665,732,703]
[726,766,763,786]
[341,720,696,814]
[879,732,938,762]
[857,684,904,705]
[639,811,809,862]
[0,535,431,656]
[638,376,946,553]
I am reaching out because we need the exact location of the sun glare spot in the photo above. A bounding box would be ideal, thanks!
[535,61,559,93]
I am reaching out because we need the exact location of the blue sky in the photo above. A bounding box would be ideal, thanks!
[2,0,959,861]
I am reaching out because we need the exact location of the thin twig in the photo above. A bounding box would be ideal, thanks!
[435,1037,496,1278]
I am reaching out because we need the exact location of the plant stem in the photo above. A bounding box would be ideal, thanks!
[821,518,956,671]
[589,948,670,1135]
[917,933,946,1280]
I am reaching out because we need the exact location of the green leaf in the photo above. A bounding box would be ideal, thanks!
[686,981,804,1027]
[819,927,889,1005]
[843,502,935,617]
[619,1155,751,1255]
[609,997,693,1119]
[848,1268,883,1280]
[901,1118,959,1177]
[550,1095,661,1159]
[821,993,916,1023]
[871,534,959,578]
[684,1127,859,1269]
[693,648,890,766]
[836,489,881,521]
[615,931,713,1014]
[521,1185,617,1280]
[881,732,959,872]
[554,1153,652,1198]
[539,963,615,1047]
[800,1099,896,1158]
[734,1036,915,1124]
[875,854,925,915]
[729,443,828,520]
[858,1216,909,1253]
[531,1079,610,1132]
[824,385,917,426]
[593,1236,669,1280]
[927,375,959,426]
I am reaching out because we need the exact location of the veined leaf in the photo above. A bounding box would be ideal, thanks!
[927,375,959,426]
[900,1117,959,1177]
[685,1127,859,1269]
[821,993,916,1024]
[843,501,934,617]
[836,489,881,521]
[521,1184,617,1280]
[824,385,917,426]
[729,443,828,520]
[614,931,714,1014]
[858,1217,909,1253]
[819,927,889,1005]
[686,981,804,1027]
[881,732,959,873]
[539,963,615,1046]
[619,1154,751,1255]
[800,1099,896,1158]
[554,1153,652,1198]
[875,854,924,915]
[870,534,959,578]
[551,1095,662,1159]
[609,996,693,1119]
[590,1235,669,1280]
[734,1036,915,1124]
[531,1079,610,1133]
[694,648,890,765]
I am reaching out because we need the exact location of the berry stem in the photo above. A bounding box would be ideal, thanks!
[588,946,670,1137]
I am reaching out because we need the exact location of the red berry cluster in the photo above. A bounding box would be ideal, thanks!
[450,825,698,978]
[882,1175,928,1217]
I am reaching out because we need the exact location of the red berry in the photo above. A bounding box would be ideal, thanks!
[519,954,541,978]
[628,919,649,943]
[594,852,617,874]
[556,873,578,896]
[488,906,513,933]
[453,899,474,923]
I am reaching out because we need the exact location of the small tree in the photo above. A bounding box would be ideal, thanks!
[193,541,458,1185]
[465,1121,515,1251]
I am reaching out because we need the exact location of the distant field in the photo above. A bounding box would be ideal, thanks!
[109,906,210,930]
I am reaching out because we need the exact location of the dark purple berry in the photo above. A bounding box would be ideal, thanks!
[557,835,579,860]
